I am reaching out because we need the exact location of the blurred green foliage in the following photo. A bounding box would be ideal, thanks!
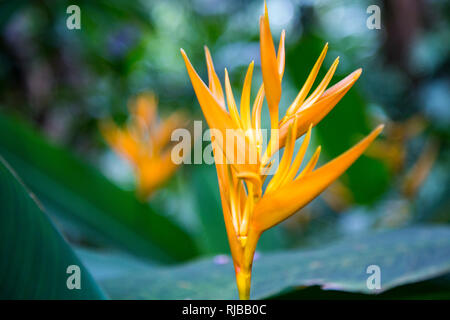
[0,157,105,299]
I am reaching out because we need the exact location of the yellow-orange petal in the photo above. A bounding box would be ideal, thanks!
[209,141,243,261]
[226,164,241,233]
[284,43,328,120]
[295,145,321,180]
[240,61,254,131]
[181,49,258,173]
[181,49,234,131]
[280,124,312,186]
[402,139,439,198]
[277,68,362,150]
[152,112,188,153]
[265,116,298,194]
[101,121,140,164]
[299,56,339,112]
[132,92,157,122]
[277,30,286,79]
[253,125,384,232]
[251,84,265,151]
[204,46,226,108]
[136,150,178,199]
[259,10,281,128]
[236,171,262,195]
[319,68,363,100]
[224,68,244,129]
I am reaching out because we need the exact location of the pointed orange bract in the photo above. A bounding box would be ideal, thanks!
[253,125,383,231]
[101,92,187,199]
[260,5,281,129]
[181,2,383,300]
[204,46,226,109]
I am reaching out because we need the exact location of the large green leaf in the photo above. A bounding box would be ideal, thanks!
[190,164,229,254]
[88,226,450,299]
[0,113,198,263]
[0,157,106,299]
[272,275,450,300]
[74,248,153,282]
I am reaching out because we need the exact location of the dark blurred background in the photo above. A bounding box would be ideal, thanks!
[0,0,448,253]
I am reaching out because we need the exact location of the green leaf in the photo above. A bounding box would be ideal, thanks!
[0,157,106,299]
[90,226,450,299]
[191,164,229,254]
[74,248,153,282]
[272,275,450,300]
[0,113,198,263]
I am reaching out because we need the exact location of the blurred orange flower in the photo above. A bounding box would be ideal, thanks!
[366,115,438,198]
[181,2,383,299]
[101,92,187,199]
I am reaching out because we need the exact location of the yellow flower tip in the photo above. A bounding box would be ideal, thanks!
[204,45,226,107]
[372,124,385,138]
[131,92,158,129]
[180,48,196,70]
[259,4,281,125]
[180,49,195,70]
[329,57,340,72]
[353,68,363,79]
[204,46,212,62]
[180,48,191,67]
[264,0,269,20]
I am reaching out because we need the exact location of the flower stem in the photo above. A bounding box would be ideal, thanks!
[236,269,252,300]
[235,228,260,300]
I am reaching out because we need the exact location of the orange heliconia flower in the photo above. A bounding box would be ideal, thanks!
[101,92,187,199]
[181,2,383,299]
